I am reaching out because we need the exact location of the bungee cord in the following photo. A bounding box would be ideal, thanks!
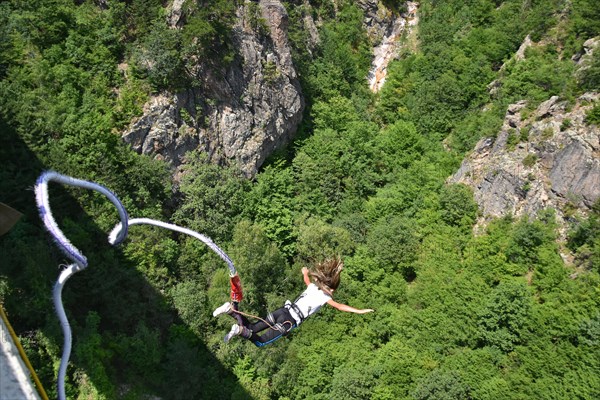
[35,171,129,400]
[35,172,241,399]
[35,171,243,400]
[35,171,129,267]
[108,217,237,277]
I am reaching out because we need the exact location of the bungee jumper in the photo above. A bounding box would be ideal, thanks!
[34,171,371,400]
[213,257,374,347]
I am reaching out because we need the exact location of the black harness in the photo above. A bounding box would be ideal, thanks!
[285,301,306,324]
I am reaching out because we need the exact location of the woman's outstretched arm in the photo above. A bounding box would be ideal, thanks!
[327,299,374,314]
[301,267,311,286]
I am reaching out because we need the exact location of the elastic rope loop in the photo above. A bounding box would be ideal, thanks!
[35,171,129,268]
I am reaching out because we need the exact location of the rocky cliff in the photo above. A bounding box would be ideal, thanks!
[123,0,304,178]
[449,92,600,233]
[450,36,600,235]
[359,1,419,92]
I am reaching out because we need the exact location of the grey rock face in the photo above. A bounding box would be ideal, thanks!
[123,0,304,177]
[449,92,600,232]
[359,1,419,92]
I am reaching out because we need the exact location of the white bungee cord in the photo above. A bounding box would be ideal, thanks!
[109,218,237,277]
[35,171,129,400]
[35,172,238,400]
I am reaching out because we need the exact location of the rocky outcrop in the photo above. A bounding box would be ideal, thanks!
[360,1,419,92]
[449,93,600,233]
[572,37,600,65]
[123,0,304,177]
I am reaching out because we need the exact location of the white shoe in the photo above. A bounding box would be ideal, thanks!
[212,302,232,317]
[224,324,241,343]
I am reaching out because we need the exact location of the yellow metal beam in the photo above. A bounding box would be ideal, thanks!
[0,304,49,400]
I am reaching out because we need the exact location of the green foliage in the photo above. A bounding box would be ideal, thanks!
[73,312,115,399]
[568,200,600,273]
[129,0,237,90]
[499,46,575,104]
[439,184,478,230]
[450,106,504,153]
[181,0,236,66]
[113,321,162,384]
[232,355,272,400]
[477,281,533,352]
[160,327,206,399]
[173,151,250,241]
[413,369,472,400]
[522,153,538,167]
[245,160,298,258]
[585,102,600,126]
[375,120,425,173]
[292,98,380,216]
[366,215,418,279]
[295,217,356,262]
[119,0,163,41]
[506,216,555,266]
[329,363,376,399]
[228,220,287,311]
[304,2,371,100]
[170,280,210,334]
[113,77,150,129]
[566,0,600,54]
[132,21,186,90]
[2,0,600,399]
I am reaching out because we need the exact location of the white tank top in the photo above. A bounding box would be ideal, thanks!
[288,283,331,325]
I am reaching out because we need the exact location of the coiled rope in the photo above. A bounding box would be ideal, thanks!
[35,171,129,400]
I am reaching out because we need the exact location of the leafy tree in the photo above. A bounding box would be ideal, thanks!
[505,216,554,266]
[366,215,418,279]
[132,21,186,90]
[439,183,478,230]
[113,321,162,385]
[566,0,600,55]
[413,369,472,400]
[173,151,250,242]
[304,1,371,100]
[498,46,575,104]
[568,200,600,273]
[73,312,115,399]
[477,280,533,352]
[329,364,376,399]
[161,327,205,399]
[244,160,297,258]
[170,280,210,334]
[228,219,287,311]
[232,355,272,400]
[374,120,425,173]
[295,217,356,262]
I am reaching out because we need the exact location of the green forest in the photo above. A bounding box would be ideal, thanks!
[1,0,599,399]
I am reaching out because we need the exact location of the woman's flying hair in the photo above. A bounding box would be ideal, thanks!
[309,256,344,292]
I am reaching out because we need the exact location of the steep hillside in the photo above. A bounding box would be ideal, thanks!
[123,0,304,177]
[450,31,600,238]
[451,92,600,234]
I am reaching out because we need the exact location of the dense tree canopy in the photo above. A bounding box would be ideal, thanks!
[1,0,599,399]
